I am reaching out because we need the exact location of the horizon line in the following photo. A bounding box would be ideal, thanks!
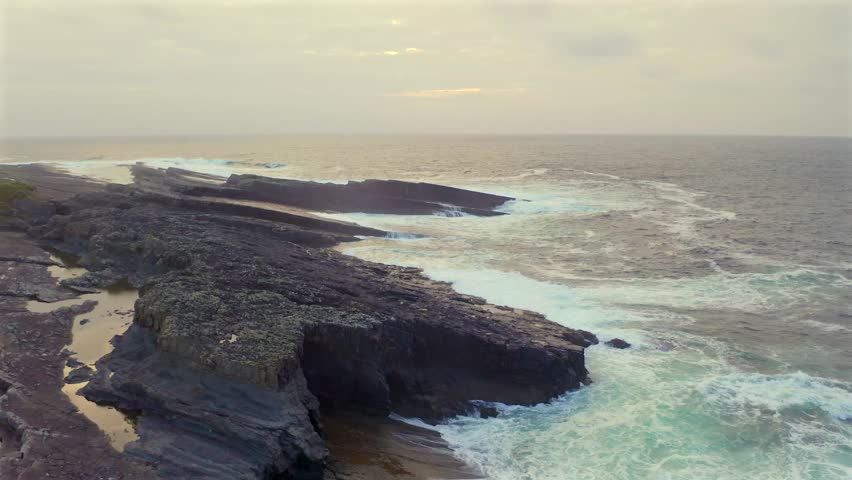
[2,131,850,141]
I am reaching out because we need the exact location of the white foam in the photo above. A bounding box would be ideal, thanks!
[497,196,605,216]
[701,371,852,421]
[412,267,643,341]
[518,167,549,178]
[2,156,299,184]
[575,267,851,313]
[631,179,738,243]
[3,157,244,183]
[143,157,239,177]
[433,206,470,218]
[430,346,852,480]
[384,232,428,240]
[457,168,551,184]
[329,185,852,480]
[801,319,850,333]
[388,413,441,432]
[341,233,849,324]
[563,168,622,180]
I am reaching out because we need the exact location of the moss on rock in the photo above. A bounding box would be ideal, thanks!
[0,179,35,215]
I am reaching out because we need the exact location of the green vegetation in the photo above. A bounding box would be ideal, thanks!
[0,179,35,216]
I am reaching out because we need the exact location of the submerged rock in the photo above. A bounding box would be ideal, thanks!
[605,338,632,349]
[64,365,94,384]
[23,167,591,479]
[66,357,85,368]
[479,406,500,419]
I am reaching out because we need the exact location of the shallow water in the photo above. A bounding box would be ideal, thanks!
[26,255,139,451]
[4,134,850,478]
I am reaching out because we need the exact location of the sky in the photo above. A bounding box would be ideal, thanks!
[1,0,850,137]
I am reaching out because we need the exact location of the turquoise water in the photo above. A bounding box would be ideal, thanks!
[3,135,850,479]
[326,182,851,480]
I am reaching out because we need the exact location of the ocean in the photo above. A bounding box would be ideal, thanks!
[2,134,850,479]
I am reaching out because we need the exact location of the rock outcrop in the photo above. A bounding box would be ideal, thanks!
[605,338,631,349]
[0,230,152,480]
[173,171,514,217]
[13,167,589,479]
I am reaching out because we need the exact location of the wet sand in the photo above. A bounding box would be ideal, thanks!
[323,411,483,480]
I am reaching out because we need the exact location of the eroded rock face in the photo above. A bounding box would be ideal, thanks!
[26,172,589,479]
[84,326,326,479]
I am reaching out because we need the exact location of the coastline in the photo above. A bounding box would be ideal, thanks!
[0,230,475,480]
[0,164,592,479]
[3,135,851,479]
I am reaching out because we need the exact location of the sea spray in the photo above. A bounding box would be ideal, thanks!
[434,206,468,217]
[383,232,429,240]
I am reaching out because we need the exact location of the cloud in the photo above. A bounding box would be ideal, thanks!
[303,48,424,58]
[3,0,847,136]
[556,32,639,60]
[487,0,555,20]
[388,87,526,99]
[150,38,204,56]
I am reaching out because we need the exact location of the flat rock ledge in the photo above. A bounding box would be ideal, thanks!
[17,170,592,479]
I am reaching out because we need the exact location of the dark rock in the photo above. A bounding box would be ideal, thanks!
[84,327,325,480]
[346,179,513,210]
[563,329,599,347]
[22,167,589,479]
[479,406,499,418]
[207,174,514,216]
[12,198,57,225]
[64,366,94,384]
[0,254,61,267]
[66,357,85,368]
[0,169,153,480]
[79,318,90,325]
[605,338,631,349]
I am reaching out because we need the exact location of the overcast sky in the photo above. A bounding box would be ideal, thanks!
[2,0,850,137]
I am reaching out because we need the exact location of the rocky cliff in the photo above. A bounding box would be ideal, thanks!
[19,168,593,479]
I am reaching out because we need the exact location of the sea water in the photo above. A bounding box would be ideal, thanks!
[2,134,850,479]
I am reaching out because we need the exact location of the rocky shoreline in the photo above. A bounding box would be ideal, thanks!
[0,169,152,479]
[0,165,596,479]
